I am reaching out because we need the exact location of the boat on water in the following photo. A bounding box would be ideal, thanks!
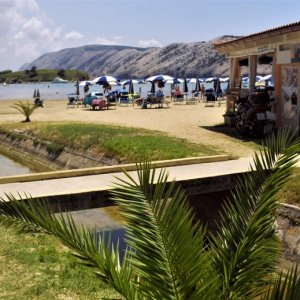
[52,77,69,83]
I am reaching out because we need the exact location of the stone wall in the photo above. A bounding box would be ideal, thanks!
[0,132,121,170]
[277,204,300,262]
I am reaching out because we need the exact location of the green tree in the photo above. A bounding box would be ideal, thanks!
[0,129,299,299]
[57,69,65,78]
[11,101,38,122]
[29,65,38,78]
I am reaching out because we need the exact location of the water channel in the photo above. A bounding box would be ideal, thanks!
[0,153,33,176]
[0,151,127,254]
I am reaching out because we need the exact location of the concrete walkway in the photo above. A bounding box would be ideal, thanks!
[0,157,255,201]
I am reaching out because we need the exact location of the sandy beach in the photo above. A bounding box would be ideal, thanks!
[0,98,255,157]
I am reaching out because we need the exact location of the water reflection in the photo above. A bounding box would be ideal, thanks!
[59,206,127,260]
[0,153,33,176]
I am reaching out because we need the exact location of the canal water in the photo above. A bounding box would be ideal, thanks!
[0,152,126,256]
[0,153,33,176]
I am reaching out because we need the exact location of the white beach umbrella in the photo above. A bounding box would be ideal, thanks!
[188,78,204,83]
[242,75,263,82]
[92,75,117,84]
[205,77,218,83]
[120,79,139,85]
[145,74,174,82]
[219,77,229,82]
[258,74,272,82]
[165,78,184,84]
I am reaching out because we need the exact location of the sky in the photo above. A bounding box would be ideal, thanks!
[1,0,300,71]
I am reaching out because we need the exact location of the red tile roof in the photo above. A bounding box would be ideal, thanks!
[215,21,300,47]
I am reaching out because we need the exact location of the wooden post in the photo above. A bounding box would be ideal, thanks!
[248,55,258,91]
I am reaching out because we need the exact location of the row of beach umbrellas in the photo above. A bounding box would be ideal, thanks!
[75,74,231,96]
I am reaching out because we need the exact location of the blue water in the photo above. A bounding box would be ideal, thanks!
[0,81,228,100]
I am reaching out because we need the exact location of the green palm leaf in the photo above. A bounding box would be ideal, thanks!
[111,162,218,300]
[210,128,300,299]
[11,101,37,122]
[261,264,300,299]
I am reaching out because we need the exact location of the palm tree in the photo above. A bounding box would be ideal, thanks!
[0,129,300,299]
[11,101,38,122]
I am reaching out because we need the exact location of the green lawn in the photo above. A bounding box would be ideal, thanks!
[278,168,300,207]
[0,122,222,163]
[0,229,118,299]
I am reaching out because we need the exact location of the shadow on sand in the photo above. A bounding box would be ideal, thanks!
[200,124,265,147]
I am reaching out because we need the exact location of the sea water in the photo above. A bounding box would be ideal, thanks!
[0,81,227,100]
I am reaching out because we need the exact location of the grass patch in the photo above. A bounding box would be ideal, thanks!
[0,122,221,162]
[0,229,118,299]
[278,168,300,207]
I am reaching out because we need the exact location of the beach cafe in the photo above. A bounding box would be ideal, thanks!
[215,21,300,133]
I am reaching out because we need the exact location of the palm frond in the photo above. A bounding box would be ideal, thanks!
[210,128,300,299]
[11,101,37,121]
[261,264,300,300]
[0,194,136,299]
[111,161,217,300]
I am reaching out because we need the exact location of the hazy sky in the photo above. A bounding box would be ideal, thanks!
[1,0,300,71]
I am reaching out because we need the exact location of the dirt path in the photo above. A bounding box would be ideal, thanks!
[0,99,257,157]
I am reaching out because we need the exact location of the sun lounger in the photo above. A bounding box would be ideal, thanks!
[118,91,130,106]
[205,89,218,107]
[145,94,165,108]
[173,94,185,104]
[186,97,197,104]
[91,99,106,110]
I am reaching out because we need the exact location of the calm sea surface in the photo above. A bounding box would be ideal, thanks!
[0,81,225,100]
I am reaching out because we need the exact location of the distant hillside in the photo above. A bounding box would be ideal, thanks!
[20,36,271,78]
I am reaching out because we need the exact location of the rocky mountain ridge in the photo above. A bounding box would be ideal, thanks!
[20,35,271,78]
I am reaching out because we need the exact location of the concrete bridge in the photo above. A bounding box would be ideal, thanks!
[0,156,254,227]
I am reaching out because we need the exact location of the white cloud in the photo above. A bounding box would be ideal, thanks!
[94,37,120,45]
[65,31,84,41]
[0,0,86,70]
[138,38,162,48]
[113,35,123,41]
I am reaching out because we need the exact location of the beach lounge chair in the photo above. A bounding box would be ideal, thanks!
[205,88,218,107]
[173,94,185,104]
[145,93,165,108]
[91,98,106,110]
[119,91,130,106]
[186,96,197,105]
[82,92,104,107]
[67,94,78,107]
[106,96,117,109]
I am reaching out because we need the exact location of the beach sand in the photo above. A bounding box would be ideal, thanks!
[0,99,255,157]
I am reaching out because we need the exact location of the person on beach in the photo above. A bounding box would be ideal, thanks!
[201,84,206,99]
[175,85,183,97]
[155,89,164,108]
